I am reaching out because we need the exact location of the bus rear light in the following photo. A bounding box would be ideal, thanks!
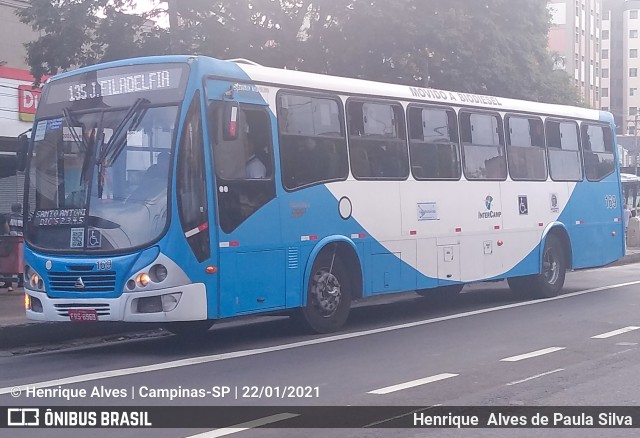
[205,266,218,274]
[497,240,504,246]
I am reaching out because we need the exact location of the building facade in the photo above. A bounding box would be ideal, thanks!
[548,0,602,108]
[600,0,640,138]
[0,0,38,214]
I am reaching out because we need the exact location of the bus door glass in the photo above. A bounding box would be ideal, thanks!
[206,84,284,316]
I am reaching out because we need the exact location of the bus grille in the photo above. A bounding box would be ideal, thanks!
[48,271,117,293]
[54,303,110,317]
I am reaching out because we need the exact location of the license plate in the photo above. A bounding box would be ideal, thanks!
[68,309,98,322]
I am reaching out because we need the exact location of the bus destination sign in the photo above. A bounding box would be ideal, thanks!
[67,69,181,102]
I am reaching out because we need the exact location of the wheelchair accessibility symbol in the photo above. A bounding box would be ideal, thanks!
[87,229,102,248]
[518,195,528,215]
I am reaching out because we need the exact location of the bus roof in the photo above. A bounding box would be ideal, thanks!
[47,55,606,123]
[235,61,604,122]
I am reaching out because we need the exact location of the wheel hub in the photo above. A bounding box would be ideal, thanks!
[311,270,341,316]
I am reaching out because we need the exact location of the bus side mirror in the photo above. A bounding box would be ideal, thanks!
[222,101,239,141]
[16,131,30,171]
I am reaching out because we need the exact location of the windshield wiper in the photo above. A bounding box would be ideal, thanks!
[95,98,149,198]
[98,98,149,167]
[62,108,88,152]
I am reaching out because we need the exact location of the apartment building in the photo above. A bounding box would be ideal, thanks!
[548,0,602,108]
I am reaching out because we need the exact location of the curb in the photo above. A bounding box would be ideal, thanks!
[0,321,161,350]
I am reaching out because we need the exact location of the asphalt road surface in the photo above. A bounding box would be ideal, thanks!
[1,263,640,437]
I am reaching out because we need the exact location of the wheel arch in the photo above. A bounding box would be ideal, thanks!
[302,236,363,306]
[541,222,573,270]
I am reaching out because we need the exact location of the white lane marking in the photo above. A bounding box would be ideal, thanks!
[1,279,639,395]
[184,413,298,438]
[591,326,640,339]
[506,368,564,386]
[363,404,442,428]
[500,347,565,362]
[368,373,458,395]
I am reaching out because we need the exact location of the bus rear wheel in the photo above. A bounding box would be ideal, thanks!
[164,320,214,336]
[507,234,567,298]
[298,251,351,334]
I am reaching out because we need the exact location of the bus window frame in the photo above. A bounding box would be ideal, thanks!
[544,117,584,182]
[580,122,616,182]
[458,109,508,182]
[345,96,410,181]
[275,89,349,192]
[504,113,548,182]
[406,103,462,181]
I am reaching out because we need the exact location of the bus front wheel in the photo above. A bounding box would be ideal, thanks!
[298,251,351,334]
[507,234,567,298]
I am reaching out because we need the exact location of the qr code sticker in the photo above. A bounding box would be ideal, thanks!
[70,228,85,248]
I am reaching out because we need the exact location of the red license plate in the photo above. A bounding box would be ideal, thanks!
[68,309,98,322]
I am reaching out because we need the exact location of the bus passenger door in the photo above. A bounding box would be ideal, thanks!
[207,96,284,317]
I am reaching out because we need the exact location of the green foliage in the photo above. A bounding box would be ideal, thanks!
[17,0,170,85]
[17,0,581,105]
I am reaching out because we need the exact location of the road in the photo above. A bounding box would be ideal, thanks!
[1,263,640,437]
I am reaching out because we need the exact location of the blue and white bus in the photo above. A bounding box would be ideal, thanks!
[20,55,625,334]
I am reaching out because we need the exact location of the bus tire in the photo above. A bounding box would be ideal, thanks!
[164,320,214,336]
[508,234,566,298]
[416,284,464,299]
[298,251,351,334]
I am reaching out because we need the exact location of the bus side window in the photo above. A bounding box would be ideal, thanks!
[347,100,408,180]
[505,115,547,181]
[581,123,615,181]
[408,106,460,180]
[277,92,348,190]
[546,120,583,181]
[209,103,248,180]
[460,111,506,180]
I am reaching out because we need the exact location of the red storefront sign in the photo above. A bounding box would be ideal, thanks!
[18,84,41,122]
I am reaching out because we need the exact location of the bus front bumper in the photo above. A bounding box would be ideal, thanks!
[24,283,208,322]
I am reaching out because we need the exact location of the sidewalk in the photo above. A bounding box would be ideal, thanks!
[2,249,640,350]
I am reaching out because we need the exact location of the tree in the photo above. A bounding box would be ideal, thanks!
[18,0,580,105]
[17,0,170,85]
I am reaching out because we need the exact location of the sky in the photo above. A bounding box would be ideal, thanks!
[130,0,168,26]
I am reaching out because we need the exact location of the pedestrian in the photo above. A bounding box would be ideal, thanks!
[9,203,23,235]
[624,203,632,233]
[8,204,24,288]
[0,214,13,291]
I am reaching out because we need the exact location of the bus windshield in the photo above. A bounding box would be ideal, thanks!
[25,63,189,252]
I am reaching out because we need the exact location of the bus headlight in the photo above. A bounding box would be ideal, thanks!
[136,273,151,288]
[24,266,45,291]
[150,264,168,283]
